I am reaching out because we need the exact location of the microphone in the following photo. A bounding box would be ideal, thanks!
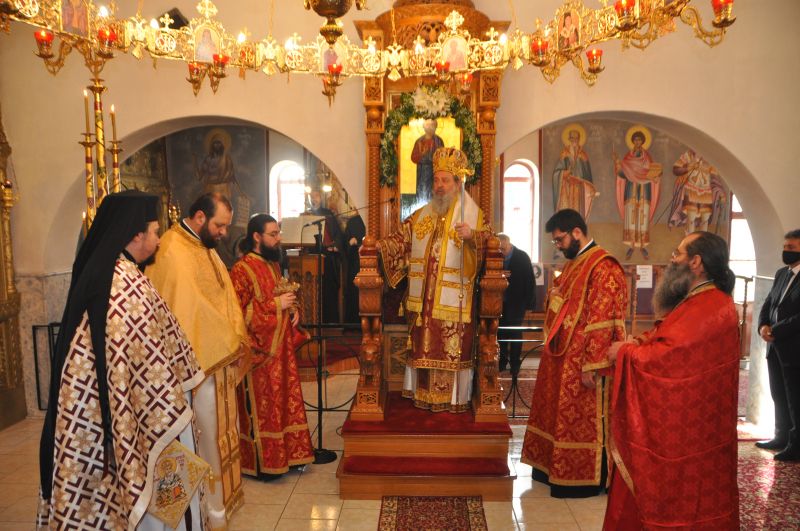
[302,218,326,228]
[303,196,395,227]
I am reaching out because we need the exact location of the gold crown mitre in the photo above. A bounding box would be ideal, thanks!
[433,147,474,179]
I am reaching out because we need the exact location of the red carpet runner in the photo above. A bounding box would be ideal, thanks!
[378,496,487,531]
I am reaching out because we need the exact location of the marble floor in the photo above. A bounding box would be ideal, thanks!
[0,366,606,530]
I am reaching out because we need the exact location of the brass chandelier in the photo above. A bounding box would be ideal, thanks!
[1,0,737,96]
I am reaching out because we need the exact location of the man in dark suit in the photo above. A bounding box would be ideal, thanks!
[757,229,800,461]
[498,234,536,374]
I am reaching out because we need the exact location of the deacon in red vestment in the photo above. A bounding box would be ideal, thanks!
[521,209,627,498]
[231,214,315,479]
[604,231,740,530]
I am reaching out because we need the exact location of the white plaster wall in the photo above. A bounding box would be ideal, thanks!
[1,1,799,423]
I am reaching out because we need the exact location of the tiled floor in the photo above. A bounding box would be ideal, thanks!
[0,368,605,530]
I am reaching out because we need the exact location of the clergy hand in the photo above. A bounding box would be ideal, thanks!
[607,341,627,364]
[580,371,596,389]
[454,222,473,240]
[279,292,297,311]
[759,325,774,343]
[349,237,358,246]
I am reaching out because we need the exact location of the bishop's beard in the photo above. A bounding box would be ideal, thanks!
[431,189,457,216]
[258,243,282,262]
[653,262,694,317]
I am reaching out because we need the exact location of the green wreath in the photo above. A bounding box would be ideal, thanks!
[379,89,482,187]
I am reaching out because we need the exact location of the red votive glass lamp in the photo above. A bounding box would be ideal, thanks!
[530,38,549,66]
[187,62,203,80]
[711,0,735,27]
[614,0,635,17]
[213,53,230,67]
[97,27,117,46]
[586,48,603,73]
[435,61,450,73]
[34,28,54,57]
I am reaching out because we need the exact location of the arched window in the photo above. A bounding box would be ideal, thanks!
[729,194,756,302]
[268,160,306,220]
[502,159,540,262]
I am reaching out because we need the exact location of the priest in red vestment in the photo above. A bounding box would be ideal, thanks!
[521,209,627,498]
[231,214,315,480]
[378,147,492,413]
[603,231,740,530]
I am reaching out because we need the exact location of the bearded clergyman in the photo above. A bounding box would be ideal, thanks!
[521,208,628,498]
[603,231,740,529]
[377,147,492,413]
[230,214,315,480]
[146,192,249,526]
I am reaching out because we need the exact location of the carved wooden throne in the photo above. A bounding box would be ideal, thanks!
[349,234,508,422]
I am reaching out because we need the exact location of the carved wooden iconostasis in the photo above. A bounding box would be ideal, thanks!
[357,0,508,239]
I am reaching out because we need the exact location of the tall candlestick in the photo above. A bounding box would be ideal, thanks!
[83,89,90,133]
[110,104,117,141]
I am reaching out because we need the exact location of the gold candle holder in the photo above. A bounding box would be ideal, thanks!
[88,80,109,205]
[109,140,122,193]
[79,132,97,226]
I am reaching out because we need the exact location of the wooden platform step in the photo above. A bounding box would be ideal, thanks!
[336,456,516,500]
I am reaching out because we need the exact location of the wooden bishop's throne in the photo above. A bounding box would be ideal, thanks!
[336,233,515,500]
[335,0,516,501]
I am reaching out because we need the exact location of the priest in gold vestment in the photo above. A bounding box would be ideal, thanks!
[146,193,249,528]
[378,147,492,413]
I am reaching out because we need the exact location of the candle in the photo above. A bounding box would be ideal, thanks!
[97,27,117,45]
[83,89,91,133]
[110,104,117,141]
[712,0,733,13]
[615,0,634,16]
[212,53,230,66]
[34,29,54,44]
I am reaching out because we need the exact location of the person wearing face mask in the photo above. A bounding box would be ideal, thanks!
[756,229,800,461]
[521,209,628,498]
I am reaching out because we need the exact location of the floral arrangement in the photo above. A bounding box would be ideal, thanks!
[380,85,481,187]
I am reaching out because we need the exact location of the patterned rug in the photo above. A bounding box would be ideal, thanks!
[378,496,487,531]
[738,442,800,530]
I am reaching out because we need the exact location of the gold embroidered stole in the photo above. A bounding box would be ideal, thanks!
[407,193,482,323]
[543,246,610,357]
[236,254,287,358]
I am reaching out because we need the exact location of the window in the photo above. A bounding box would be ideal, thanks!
[502,159,539,262]
[268,160,306,220]
[729,194,756,303]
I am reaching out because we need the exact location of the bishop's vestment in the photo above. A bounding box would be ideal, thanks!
[522,245,627,492]
[230,252,315,476]
[37,257,204,530]
[379,193,491,412]
[603,284,739,530]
